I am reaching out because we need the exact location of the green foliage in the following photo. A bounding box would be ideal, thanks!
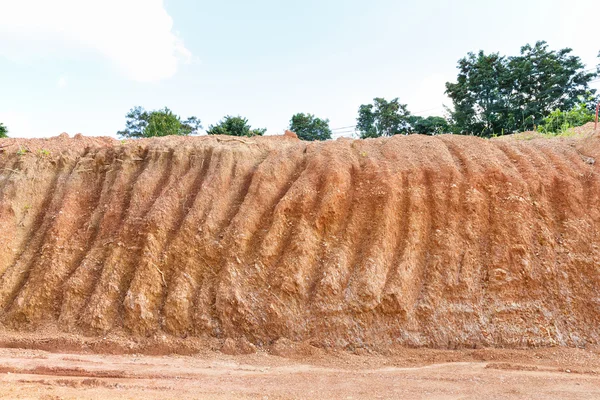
[0,123,8,138]
[289,113,332,141]
[537,103,595,134]
[357,98,411,138]
[206,116,266,137]
[38,149,51,157]
[445,41,598,137]
[117,106,202,138]
[408,116,450,135]
[16,147,27,156]
[181,116,202,135]
[445,51,510,136]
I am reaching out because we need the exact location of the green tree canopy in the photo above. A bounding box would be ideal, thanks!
[289,113,332,141]
[408,116,450,135]
[118,106,202,138]
[206,116,266,137]
[357,97,412,138]
[445,41,598,136]
[0,123,7,138]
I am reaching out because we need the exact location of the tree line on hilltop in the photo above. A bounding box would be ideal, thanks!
[1,41,598,141]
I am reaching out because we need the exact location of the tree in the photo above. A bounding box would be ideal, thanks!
[206,116,266,137]
[408,116,449,135]
[356,98,411,138]
[508,42,597,129]
[288,113,332,141]
[117,106,202,138]
[445,41,598,136]
[0,123,7,138]
[445,51,512,136]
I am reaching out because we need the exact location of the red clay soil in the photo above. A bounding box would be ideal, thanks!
[0,128,600,353]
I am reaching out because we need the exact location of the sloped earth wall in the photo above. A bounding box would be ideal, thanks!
[0,132,599,350]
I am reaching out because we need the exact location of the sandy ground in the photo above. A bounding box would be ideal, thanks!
[0,347,599,399]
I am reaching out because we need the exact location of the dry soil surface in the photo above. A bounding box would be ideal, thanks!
[0,347,600,399]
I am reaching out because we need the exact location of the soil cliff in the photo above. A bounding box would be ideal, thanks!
[0,130,599,349]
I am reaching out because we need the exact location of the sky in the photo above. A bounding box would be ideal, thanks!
[0,0,599,139]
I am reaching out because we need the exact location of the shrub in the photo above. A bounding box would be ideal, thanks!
[537,103,595,134]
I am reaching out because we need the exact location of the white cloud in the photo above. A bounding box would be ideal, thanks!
[57,75,67,89]
[0,0,191,82]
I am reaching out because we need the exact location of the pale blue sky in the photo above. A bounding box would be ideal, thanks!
[1,0,599,138]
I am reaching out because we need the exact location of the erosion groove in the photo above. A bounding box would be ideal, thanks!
[0,132,599,350]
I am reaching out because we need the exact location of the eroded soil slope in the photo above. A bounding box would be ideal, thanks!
[0,131,599,350]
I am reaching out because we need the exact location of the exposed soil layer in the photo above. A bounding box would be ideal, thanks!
[1,129,600,350]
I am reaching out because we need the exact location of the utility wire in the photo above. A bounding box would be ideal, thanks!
[331,125,356,131]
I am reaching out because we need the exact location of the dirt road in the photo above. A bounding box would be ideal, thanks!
[0,347,599,399]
